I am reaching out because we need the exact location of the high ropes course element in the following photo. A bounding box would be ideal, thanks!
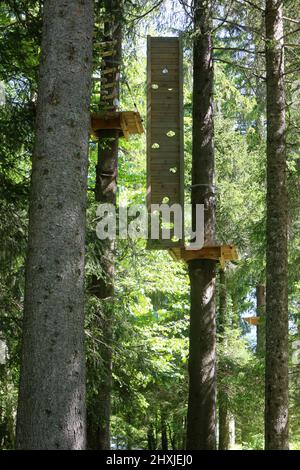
[91,26,237,267]
[91,9,144,140]
[146,36,238,266]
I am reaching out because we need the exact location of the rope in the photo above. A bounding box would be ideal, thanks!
[123,76,140,113]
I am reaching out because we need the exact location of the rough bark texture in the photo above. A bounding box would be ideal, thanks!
[256,284,266,357]
[16,0,93,450]
[186,0,217,450]
[265,0,289,450]
[87,0,122,450]
[218,268,230,450]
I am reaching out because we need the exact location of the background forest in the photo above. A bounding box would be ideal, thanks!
[0,0,300,451]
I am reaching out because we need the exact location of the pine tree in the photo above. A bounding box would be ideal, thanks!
[186,0,217,450]
[265,0,289,450]
[16,0,93,449]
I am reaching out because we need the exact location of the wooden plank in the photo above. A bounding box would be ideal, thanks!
[150,37,178,43]
[149,140,180,148]
[150,156,181,161]
[149,90,179,98]
[151,67,179,73]
[149,105,179,112]
[151,182,180,189]
[150,75,179,83]
[245,316,258,326]
[101,50,116,57]
[150,124,180,131]
[149,94,179,101]
[168,245,238,264]
[150,167,181,173]
[148,82,179,88]
[151,193,180,199]
[150,171,180,178]
[150,188,180,194]
[151,65,179,72]
[150,121,180,127]
[151,53,179,58]
[91,111,144,139]
[149,113,179,119]
[150,49,179,54]
[151,191,180,197]
[151,181,180,187]
[150,55,179,62]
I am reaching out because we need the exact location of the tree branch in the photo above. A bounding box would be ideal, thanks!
[213,46,264,54]
[214,57,266,80]
[127,0,164,23]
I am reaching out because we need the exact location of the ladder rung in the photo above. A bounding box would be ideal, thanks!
[102,67,118,75]
[92,77,107,83]
[101,58,121,64]
[101,82,116,89]
[101,92,117,100]
[98,40,117,47]
[101,50,116,57]
[99,106,116,110]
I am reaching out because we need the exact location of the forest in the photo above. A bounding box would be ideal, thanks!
[0,0,300,453]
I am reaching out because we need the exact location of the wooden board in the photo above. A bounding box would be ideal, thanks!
[169,245,238,268]
[244,316,260,326]
[91,111,144,140]
[147,36,184,249]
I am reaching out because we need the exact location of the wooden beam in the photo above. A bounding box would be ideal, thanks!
[91,111,144,140]
[169,245,238,267]
[244,316,260,326]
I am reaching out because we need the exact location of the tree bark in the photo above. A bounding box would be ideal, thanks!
[218,268,230,450]
[87,0,122,450]
[16,0,93,450]
[161,409,168,450]
[147,425,156,450]
[186,0,217,450]
[265,0,289,450]
[256,284,266,357]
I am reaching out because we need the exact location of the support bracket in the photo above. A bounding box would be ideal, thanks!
[169,245,238,268]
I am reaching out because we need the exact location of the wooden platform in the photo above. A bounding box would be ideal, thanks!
[244,316,260,326]
[91,111,144,140]
[169,245,238,268]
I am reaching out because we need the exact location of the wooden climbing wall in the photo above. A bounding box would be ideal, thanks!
[147,36,184,249]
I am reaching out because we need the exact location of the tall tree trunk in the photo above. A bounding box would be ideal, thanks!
[186,0,217,450]
[16,0,93,449]
[87,0,122,450]
[218,268,230,450]
[256,284,266,357]
[161,409,168,450]
[265,0,289,450]
[147,425,156,450]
